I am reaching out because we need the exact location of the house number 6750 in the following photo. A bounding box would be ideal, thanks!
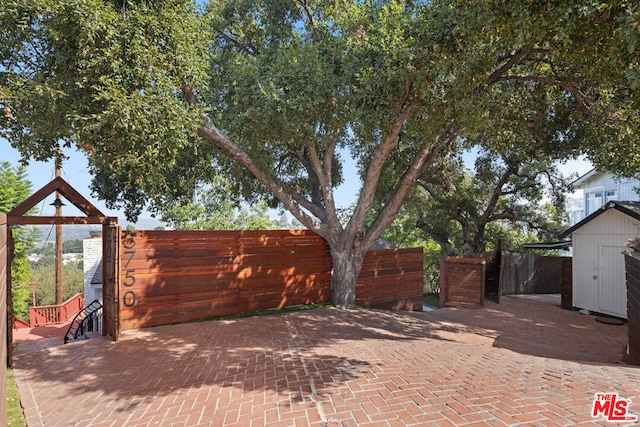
[122,230,137,307]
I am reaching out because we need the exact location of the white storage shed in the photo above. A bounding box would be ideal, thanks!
[559,201,640,319]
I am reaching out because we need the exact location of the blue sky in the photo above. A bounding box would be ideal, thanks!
[1,137,593,221]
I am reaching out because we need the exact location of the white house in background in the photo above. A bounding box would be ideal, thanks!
[568,169,640,225]
[83,233,103,306]
[560,201,640,319]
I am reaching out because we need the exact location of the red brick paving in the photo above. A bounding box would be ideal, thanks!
[12,296,640,426]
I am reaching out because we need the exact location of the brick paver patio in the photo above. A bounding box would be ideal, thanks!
[12,296,640,426]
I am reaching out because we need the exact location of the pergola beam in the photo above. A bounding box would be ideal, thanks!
[8,176,105,217]
[7,216,117,225]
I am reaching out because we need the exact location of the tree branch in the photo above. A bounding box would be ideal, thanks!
[215,30,259,57]
[487,211,516,222]
[289,148,324,209]
[485,49,532,86]
[416,216,454,256]
[198,122,328,235]
[181,82,198,105]
[365,130,458,249]
[480,161,518,224]
[181,84,327,228]
[496,75,592,112]
[305,139,340,229]
[297,0,314,26]
[345,96,422,246]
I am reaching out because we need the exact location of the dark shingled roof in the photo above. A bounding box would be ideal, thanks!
[91,260,103,285]
[369,237,396,250]
[559,200,640,239]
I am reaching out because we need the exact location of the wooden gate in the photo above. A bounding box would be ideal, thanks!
[102,223,120,340]
[439,257,487,307]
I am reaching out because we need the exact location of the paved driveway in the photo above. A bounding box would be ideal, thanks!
[13,296,639,426]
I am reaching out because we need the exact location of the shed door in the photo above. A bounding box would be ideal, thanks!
[598,244,627,318]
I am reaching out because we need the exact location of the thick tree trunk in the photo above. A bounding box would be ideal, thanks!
[330,248,367,309]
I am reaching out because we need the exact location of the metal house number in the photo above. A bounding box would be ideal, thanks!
[122,230,137,307]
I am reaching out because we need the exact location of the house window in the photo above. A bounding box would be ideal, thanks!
[586,192,602,215]
[605,190,617,202]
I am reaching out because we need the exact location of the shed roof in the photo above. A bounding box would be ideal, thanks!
[559,200,640,238]
[522,241,572,250]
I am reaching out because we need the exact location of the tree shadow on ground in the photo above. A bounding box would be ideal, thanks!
[12,298,634,425]
[13,307,446,424]
[419,296,630,365]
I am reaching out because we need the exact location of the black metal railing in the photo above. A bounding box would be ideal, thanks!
[64,300,103,344]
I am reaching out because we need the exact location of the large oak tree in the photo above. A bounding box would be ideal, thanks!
[412,150,571,256]
[2,0,638,307]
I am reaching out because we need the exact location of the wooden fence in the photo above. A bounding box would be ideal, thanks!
[625,255,640,366]
[118,230,423,330]
[356,248,424,310]
[1,215,7,425]
[439,256,487,307]
[439,252,572,308]
[561,258,573,310]
[501,253,571,296]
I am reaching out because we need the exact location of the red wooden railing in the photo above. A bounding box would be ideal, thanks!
[29,293,85,327]
[12,318,30,329]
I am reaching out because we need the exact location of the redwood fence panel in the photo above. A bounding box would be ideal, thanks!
[356,248,424,311]
[440,257,486,307]
[118,230,423,330]
[625,255,640,366]
[1,215,7,426]
[439,252,503,308]
[119,230,331,329]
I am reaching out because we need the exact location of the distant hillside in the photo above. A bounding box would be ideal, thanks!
[29,218,168,242]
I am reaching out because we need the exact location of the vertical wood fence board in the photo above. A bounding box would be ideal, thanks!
[496,253,505,304]
[501,253,570,297]
[532,256,564,293]
[102,224,120,339]
[0,216,7,426]
[625,256,640,366]
[516,254,535,294]
[561,258,573,310]
[483,252,500,298]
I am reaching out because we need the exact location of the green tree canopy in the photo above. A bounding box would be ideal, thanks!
[412,149,571,256]
[0,161,39,257]
[2,0,639,307]
[160,176,276,230]
[0,161,40,320]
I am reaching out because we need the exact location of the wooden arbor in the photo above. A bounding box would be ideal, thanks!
[4,177,119,363]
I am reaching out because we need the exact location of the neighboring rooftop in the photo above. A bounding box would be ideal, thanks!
[560,200,640,239]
